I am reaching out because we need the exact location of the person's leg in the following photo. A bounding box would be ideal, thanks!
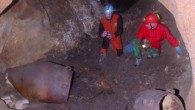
[110,37,123,57]
[147,48,160,58]
[99,37,110,64]
[132,38,142,66]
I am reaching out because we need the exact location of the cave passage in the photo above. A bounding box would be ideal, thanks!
[0,0,191,110]
[49,0,190,110]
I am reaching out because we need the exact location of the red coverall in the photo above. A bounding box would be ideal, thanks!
[99,14,123,56]
[137,22,179,51]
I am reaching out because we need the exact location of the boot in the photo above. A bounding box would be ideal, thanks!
[99,53,106,64]
[135,58,142,66]
[147,53,159,59]
[147,54,152,59]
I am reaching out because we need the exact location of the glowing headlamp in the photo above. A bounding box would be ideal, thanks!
[105,9,112,13]
[104,4,114,14]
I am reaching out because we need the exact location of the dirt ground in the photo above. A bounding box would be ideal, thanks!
[0,0,191,110]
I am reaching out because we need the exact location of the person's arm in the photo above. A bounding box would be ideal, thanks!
[163,26,179,47]
[99,22,104,38]
[163,25,182,54]
[136,23,145,40]
[114,15,123,36]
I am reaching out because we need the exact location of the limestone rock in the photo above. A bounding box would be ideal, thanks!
[0,0,12,14]
[0,0,102,67]
[158,1,195,109]
[0,0,53,67]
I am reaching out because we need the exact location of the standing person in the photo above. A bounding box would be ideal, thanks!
[132,13,182,66]
[99,4,123,64]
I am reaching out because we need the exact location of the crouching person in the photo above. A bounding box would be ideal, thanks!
[99,4,123,64]
[126,13,182,66]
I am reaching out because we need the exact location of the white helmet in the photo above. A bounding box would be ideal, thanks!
[104,4,114,14]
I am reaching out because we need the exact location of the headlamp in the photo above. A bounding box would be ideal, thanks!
[104,4,114,14]
[105,9,111,13]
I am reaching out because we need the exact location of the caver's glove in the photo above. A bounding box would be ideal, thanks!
[101,31,109,38]
[175,46,182,54]
[107,33,112,39]
[142,39,150,48]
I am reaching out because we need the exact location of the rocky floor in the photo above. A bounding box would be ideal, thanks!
[0,0,191,110]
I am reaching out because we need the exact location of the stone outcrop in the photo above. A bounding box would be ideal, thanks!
[0,0,102,67]
[0,0,195,109]
[0,0,12,14]
[0,0,54,67]
[158,0,195,109]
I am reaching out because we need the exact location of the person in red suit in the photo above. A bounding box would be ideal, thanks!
[133,13,182,66]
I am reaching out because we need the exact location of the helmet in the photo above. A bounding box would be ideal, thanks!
[104,4,114,14]
[144,13,160,23]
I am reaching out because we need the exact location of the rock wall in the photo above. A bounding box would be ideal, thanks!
[0,0,102,67]
[158,0,195,109]
[47,0,101,58]
[0,0,195,109]
[0,0,12,14]
[0,0,54,67]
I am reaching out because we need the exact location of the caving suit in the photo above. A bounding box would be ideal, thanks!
[134,22,179,58]
[99,14,123,56]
